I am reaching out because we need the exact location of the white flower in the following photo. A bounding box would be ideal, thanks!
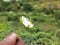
[21,16,34,28]
[3,0,19,2]
[9,11,13,13]
[3,0,11,2]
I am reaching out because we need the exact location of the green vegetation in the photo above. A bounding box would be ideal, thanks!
[0,0,60,45]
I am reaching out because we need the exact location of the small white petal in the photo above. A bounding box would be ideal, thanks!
[3,0,11,2]
[3,0,19,2]
[29,24,34,28]
[9,11,13,13]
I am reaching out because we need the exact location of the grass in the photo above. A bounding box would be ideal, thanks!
[0,1,60,45]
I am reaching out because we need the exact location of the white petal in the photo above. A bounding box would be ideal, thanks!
[3,0,19,2]
[29,24,34,28]
[3,0,11,2]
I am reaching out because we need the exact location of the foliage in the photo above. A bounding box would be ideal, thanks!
[53,10,60,26]
[54,10,60,20]
[23,3,34,12]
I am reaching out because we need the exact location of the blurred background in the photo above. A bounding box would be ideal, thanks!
[0,0,60,45]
